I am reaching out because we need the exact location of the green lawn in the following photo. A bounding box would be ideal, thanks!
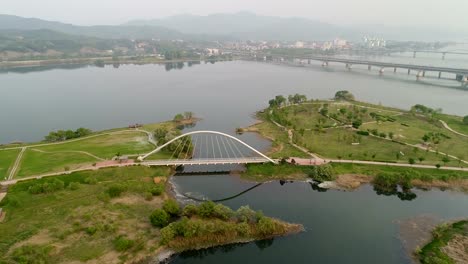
[0,166,172,263]
[0,149,20,180]
[34,131,155,159]
[297,128,464,167]
[17,149,98,177]
[251,118,308,159]
[362,114,468,161]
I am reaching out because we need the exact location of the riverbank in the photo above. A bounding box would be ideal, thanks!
[0,56,233,71]
[417,220,468,264]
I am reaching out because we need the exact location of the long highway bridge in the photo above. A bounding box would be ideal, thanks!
[232,51,468,83]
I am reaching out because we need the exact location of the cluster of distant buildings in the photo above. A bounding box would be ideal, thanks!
[362,36,386,48]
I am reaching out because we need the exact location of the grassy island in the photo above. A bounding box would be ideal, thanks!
[417,220,468,264]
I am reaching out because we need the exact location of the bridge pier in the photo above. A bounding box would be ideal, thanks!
[408,69,411,75]
[438,72,442,79]
[416,71,423,80]
[368,65,371,71]
[394,67,397,73]
[413,51,417,58]
[321,61,328,67]
[442,53,446,60]
[346,63,353,70]
[422,71,426,77]
[379,67,385,75]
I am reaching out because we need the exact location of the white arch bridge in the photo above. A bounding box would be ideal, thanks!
[138,130,277,166]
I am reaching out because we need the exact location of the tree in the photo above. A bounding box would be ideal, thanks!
[441,156,450,165]
[183,111,194,120]
[408,158,416,165]
[352,120,362,129]
[319,107,329,116]
[435,164,441,169]
[334,90,355,101]
[275,95,286,107]
[173,113,184,122]
[463,115,468,125]
[418,157,425,163]
[150,209,170,227]
[388,132,394,139]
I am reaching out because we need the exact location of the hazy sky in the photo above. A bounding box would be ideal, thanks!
[3,0,468,29]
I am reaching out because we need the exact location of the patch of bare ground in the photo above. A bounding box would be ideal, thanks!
[332,174,373,190]
[411,179,468,192]
[442,234,468,264]
[396,215,441,262]
[111,194,164,206]
[9,230,53,251]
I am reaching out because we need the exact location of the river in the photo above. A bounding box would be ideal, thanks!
[1,54,468,263]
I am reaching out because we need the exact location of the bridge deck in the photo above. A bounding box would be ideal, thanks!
[143,157,272,166]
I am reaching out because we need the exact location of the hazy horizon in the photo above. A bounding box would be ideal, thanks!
[3,0,468,30]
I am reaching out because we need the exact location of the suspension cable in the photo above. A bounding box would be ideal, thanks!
[215,135,222,159]
[220,135,231,159]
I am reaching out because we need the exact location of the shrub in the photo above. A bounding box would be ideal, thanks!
[306,164,336,182]
[28,179,65,194]
[113,236,134,252]
[198,201,216,218]
[213,204,234,220]
[463,115,468,125]
[182,204,199,217]
[356,130,369,136]
[84,177,97,185]
[68,182,80,190]
[150,184,164,196]
[379,132,387,138]
[257,217,276,235]
[160,225,175,245]
[162,199,180,216]
[144,192,153,201]
[236,206,257,223]
[150,209,170,228]
[236,222,251,236]
[12,245,54,263]
[107,184,126,198]
[85,226,97,235]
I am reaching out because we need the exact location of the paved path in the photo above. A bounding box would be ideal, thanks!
[439,120,468,138]
[7,147,25,180]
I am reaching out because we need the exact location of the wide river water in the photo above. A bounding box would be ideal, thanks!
[1,53,468,263]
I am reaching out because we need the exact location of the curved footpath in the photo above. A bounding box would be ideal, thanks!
[439,120,468,138]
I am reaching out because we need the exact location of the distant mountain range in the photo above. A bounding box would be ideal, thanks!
[0,13,466,42]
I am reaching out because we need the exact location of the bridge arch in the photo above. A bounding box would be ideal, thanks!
[139,130,276,163]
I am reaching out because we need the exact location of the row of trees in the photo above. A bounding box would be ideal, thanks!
[44,127,92,142]
[268,94,308,108]
[173,112,194,122]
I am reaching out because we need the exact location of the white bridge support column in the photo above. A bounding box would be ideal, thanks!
[379,67,385,75]
[321,61,328,67]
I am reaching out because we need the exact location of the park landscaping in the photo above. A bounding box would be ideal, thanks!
[254,92,468,168]
[0,166,302,263]
[0,115,197,180]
